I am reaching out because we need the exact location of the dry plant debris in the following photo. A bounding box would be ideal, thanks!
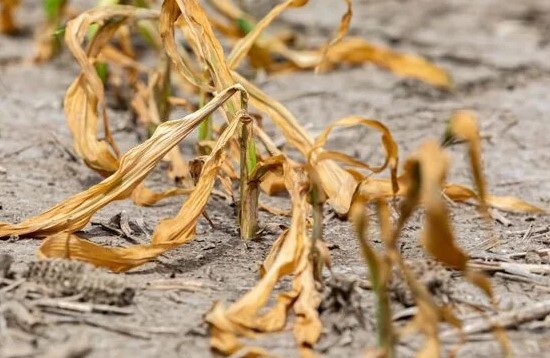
[1,254,134,306]
[0,255,134,357]
[25,259,135,306]
[0,0,547,356]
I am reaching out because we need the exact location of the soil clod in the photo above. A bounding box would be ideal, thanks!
[390,259,453,307]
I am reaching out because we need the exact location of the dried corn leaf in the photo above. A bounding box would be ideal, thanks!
[293,247,323,357]
[396,140,509,354]
[130,60,193,186]
[159,0,205,90]
[174,0,241,116]
[64,6,159,176]
[224,166,307,329]
[99,45,146,71]
[130,183,193,206]
[326,37,452,87]
[0,0,19,34]
[227,0,296,69]
[315,0,352,72]
[214,0,448,88]
[444,111,487,214]
[410,140,468,269]
[310,115,399,195]
[163,0,359,215]
[234,72,358,214]
[356,177,544,213]
[259,171,286,195]
[253,155,286,196]
[224,0,352,76]
[350,109,544,213]
[207,164,324,355]
[0,85,245,239]
[165,147,193,184]
[38,113,243,272]
[207,0,247,21]
[443,184,545,213]
[277,37,451,88]
[34,0,68,63]
[384,170,460,357]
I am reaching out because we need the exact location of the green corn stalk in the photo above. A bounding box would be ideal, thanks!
[308,169,327,282]
[353,200,394,357]
[42,0,67,57]
[239,113,258,240]
[198,89,213,146]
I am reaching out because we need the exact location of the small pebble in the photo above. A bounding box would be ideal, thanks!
[203,243,216,250]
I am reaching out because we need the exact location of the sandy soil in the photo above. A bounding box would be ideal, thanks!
[1,0,549,357]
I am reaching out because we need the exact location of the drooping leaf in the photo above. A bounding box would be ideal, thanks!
[0,85,246,239]
[207,163,325,356]
[38,113,243,272]
[309,115,399,196]
[63,6,159,175]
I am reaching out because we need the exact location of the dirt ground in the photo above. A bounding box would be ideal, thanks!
[1,0,550,357]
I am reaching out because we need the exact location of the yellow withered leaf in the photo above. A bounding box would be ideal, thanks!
[259,171,286,195]
[0,0,19,34]
[207,164,324,356]
[309,115,399,195]
[99,45,147,71]
[227,0,302,70]
[207,0,248,22]
[316,0,352,73]
[408,140,469,269]
[164,145,193,185]
[130,61,193,187]
[383,169,456,357]
[214,0,447,90]
[293,250,323,357]
[443,184,545,213]
[130,183,193,207]
[175,0,241,116]
[353,194,464,357]
[356,175,544,213]
[445,111,488,215]
[395,140,510,355]
[234,72,359,214]
[64,6,159,176]
[38,113,243,272]
[275,37,452,88]
[163,0,360,215]
[159,0,205,90]
[350,110,544,214]
[0,85,246,240]
[323,37,452,87]
[34,0,69,63]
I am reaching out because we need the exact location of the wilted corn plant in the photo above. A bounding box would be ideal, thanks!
[0,0,545,356]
